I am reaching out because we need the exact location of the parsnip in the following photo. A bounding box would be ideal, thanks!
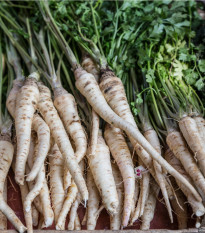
[110,164,123,230]
[56,180,78,230]
[165,148,205,216]
[27,114,50,181]
[87,130,118,215]
[37,82,88,201]
[141,180,160,230]
[194,116,205,142]
[104,124,135,226]
[49,144,65,224]
[86,169,101,230]
[0,137,26,233]
[179,116,205,177]
[144,128,172,222]
[74,67,199,201]
[0,181,7,230]
[170,179,188,230]
[15,73,39,185]
[167,130,205,196]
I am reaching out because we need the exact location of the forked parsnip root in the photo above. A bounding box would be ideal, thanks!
[67,193,81,231]
[15,73,39,185]
[27,114,50,181]
[54,86,87,163]
[27,140,54,227]
[56,180,78,230]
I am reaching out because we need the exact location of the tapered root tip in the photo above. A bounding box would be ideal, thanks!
[83,199,87,208]
[44,217,54,228]
[19,226,27,233]
[130,220,134,226]
[196,210,205,217]
[15,176,24,186]
[26,174,35,182]
[122,219,129,228]
[196,222,201,228]
[56,225,64,231]
[33,218,38,227]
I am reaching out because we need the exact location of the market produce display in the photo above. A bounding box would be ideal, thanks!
[0,0,204,232]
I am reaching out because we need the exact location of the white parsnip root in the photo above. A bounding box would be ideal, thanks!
[140,179,159,230]
[0,181,7,230]
[104,124,135,226]
[179,116,205,177]
[87,130,119,215]
[165,148,205,217]
[86,169,102,230]
[49,144,65,224]
[74,67,200,201]
[144,128,173,222]
[15,73,39,185]
[110,164,124,230]
[167,130,205,196]
[37,82,88,202]
[194,116,205,142]
[0,139,26,233]
[56,180,78,230]
[170,179,188,230]
[67,193,81,230]
[54,87,87,163]
[27,114,50,181]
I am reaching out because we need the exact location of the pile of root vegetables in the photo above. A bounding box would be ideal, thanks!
[0,0,205,232]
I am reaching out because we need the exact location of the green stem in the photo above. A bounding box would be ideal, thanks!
[6,40,24,81]
[0,18,39,72]
[38,1,79,70]
[150,86,165,128]
[26,17,37,73]
[147,44,165,128]
[188,3,192,49]
[108,1,119,61]
[90,1,104,59]
[51,37,75,95]
[158,102,176,133]
[77,21,101,65]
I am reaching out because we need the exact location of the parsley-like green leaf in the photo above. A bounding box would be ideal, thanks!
[198,60,205,72]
